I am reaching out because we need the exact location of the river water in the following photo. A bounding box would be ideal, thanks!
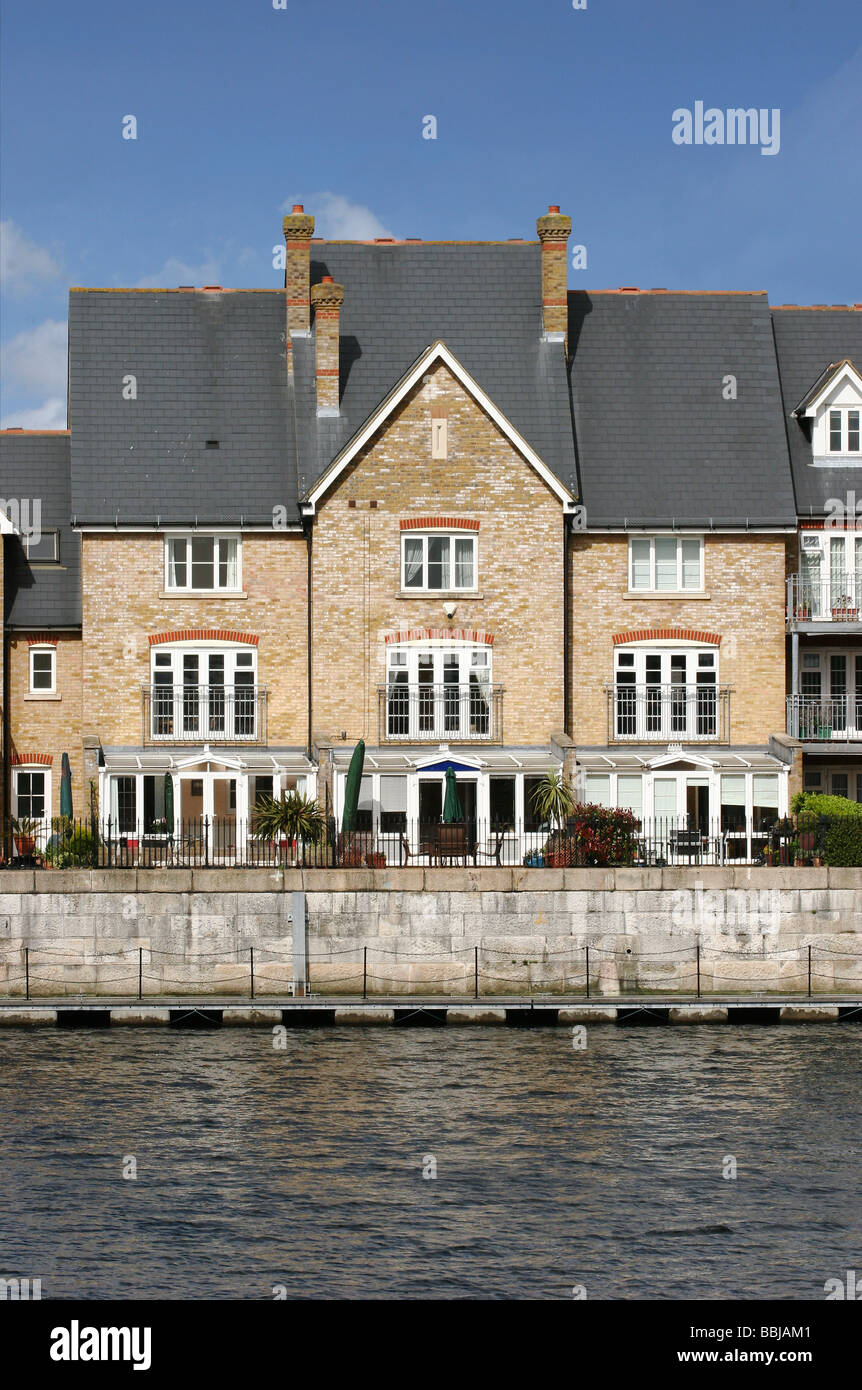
[1,1024,859,1300]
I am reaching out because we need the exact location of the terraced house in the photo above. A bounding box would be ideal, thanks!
[2,203,860,864]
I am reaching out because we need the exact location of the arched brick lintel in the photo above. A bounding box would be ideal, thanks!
[613,628,721,646]
[384,627,494,646]
[148,629,259,647]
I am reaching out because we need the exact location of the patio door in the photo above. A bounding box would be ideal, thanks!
[387,646,491,739]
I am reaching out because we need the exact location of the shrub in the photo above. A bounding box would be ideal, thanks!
[823,819,862,868]
[789,792,862,866]
[44,827,97,867]
[543,803,640,868]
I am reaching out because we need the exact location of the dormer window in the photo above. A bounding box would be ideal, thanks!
[829,409,860,453]
[796,360,862,462]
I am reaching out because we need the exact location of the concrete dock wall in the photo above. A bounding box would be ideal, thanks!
[0,866,861,997]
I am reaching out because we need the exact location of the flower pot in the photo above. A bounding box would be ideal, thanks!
[342,850,363,868]
[365,852,386,869]
[14,834,35,856]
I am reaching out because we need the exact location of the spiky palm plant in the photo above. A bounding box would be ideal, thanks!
[251,791,326,866]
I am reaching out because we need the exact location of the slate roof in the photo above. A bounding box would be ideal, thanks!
[567,291,797,528]
[68,289,298,525]
[770,308,862,519]
[0,432,81,627]
[298,243,576,496]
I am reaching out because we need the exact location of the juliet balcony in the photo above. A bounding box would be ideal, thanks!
[142,684,268,745]
[787,573,862,629]
[786,695,862,743]
[605,683,731,743]
[378,683,503,742]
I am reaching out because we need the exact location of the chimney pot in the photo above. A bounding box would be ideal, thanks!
[322,275,333,283]
[292,204,304,212]
[549,205,560,213]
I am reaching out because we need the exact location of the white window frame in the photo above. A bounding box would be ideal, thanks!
[400,531,478,593]
[628,535,704,593]
[164,533,242,592]
[827,407,861,455]
[13,766,51,821]
[29,645,56,694]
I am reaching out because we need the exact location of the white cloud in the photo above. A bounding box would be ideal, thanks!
[0,318,67,429]
[0,396,66,430]
[0,221,61,294]
[3,318,67,395]
[282,193,395,240]
[134,255,224,289]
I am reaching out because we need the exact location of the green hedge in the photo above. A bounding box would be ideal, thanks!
[790,791,862,866]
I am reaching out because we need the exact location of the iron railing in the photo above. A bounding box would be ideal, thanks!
[787,571,862,625]
[142,683,267,744]
[604,683,731,742]
[786,695,862,741]
[378,682,503,742]
[1,812,850,870]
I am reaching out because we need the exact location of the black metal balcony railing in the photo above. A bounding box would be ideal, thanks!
[142,684,267,744]
[787,572,862,624]
[605,683,731,743]
[378,683,503,742]
[786,695,862,741]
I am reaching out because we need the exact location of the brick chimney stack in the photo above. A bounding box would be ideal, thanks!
[310,275,345,415]
[536,205,572,355]
[283,204,315,334]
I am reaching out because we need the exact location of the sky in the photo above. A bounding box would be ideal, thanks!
[1,0,860,428]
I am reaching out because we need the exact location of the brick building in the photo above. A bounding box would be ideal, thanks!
[2,204,861,862]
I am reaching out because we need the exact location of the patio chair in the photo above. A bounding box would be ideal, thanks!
[472,830,506,866]
[435,822,470,866]
[398,832,434,865]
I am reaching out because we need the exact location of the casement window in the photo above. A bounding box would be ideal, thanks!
[150,646,257,739]
[29,645,56,694]
[828,409,861,453]
[13,768,48,820]
[386,644,492,739]
[401,532,476,591]
[614,646,718,738]
[629,536,703,592]
[165,535,240,591]
[24,530,60,562]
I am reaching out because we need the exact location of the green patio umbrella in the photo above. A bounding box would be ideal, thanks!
[60,753,73,819]
[341,739,366,834]
[164,772,174,832]
[443,766,462,823]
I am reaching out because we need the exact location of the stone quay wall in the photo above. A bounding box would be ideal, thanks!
[0,866,860,998]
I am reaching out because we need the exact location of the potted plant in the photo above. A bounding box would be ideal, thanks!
[831,592,858,620]
[148,816,168,836]
[252,790,326,867]
[365,851,387,869]
[11,816,39,857]
[530,770,576,866]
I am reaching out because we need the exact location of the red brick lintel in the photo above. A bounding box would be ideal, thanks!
[613,628,721,646]
[148,629,259,647]
[384,628,494,646]
[11,752,53,766]
[399,518,480,531]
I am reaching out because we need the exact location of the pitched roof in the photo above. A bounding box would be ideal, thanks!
[296,242,576,493]
[771,308,862,518]
[0,432,81,627]
[68,289,299,525]
[567,290,797,528]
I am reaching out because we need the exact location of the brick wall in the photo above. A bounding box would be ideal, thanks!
[7,633,84,816]
[311,360,566,746]
[568,533,788,744]
[81,532,308,748]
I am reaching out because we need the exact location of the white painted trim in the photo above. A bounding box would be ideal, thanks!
[301,340,577,513]
[798,360,862,417]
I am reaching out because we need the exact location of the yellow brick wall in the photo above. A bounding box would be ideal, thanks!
[81,532,308,748]
[8,633,84,816]
[568,534,788,744]
[311,361,566,746]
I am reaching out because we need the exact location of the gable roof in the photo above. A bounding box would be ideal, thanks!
[771,307,862,518]
[793,358,862,415]
[568,290,797,528]
[302,340,576,512]
[295,242,576,495]
[68,289,299,526]
[0,431,81,627]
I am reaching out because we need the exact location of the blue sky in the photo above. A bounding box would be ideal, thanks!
[1,0,860,427]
